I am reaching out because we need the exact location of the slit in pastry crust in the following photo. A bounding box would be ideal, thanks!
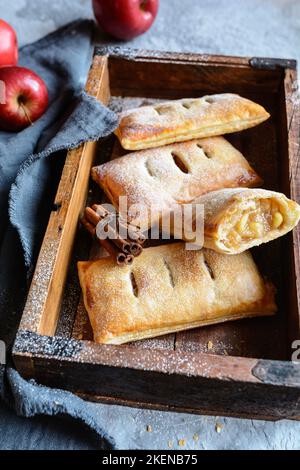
[115,94,270,150]
[91,137,262,229]
[78,243,276,345]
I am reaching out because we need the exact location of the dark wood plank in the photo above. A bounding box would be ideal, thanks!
[283,67,300,351]
[13,330,300,420]
[107,51,283,97]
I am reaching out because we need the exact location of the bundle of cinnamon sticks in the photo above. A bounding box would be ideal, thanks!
[81,204,146,265]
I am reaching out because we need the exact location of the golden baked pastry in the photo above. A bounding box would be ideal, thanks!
[91,137,262,228]
[78,243,276,344]
[115,94,270,150]
[186,188,300,254]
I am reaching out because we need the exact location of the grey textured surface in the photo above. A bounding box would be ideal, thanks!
[1,0,300,451]
[3,0,300,63]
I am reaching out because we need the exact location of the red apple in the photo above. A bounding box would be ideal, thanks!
[93,0,159,40]
[0,66,48,131]
[0,19,18,67]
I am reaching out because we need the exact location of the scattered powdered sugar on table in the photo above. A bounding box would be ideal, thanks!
[19,239,59,332]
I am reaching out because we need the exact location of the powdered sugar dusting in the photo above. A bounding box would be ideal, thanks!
[93,135,260,228]
[19,239,60,332]
[14,330,82,358]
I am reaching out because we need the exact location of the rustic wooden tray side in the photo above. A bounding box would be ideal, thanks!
[13,48,300,420]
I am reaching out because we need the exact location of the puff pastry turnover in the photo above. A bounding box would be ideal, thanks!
[115,94,270,150]
[186,188,300,254]
[91,137,262,228]
[78,243,276,344]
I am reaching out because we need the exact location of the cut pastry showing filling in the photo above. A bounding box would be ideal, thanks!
[190,188,300,254]
[91,137,262,229]
[78,243,276,345]
[115,93,270,150]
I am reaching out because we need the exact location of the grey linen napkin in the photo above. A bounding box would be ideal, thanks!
[0,20,118,448]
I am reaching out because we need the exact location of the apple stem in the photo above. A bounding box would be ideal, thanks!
[140,0,148,11]
[19,102,33,126]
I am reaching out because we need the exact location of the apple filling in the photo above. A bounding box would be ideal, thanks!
[221,198,285,249]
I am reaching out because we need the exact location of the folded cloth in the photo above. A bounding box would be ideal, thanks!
[0,20,118,449]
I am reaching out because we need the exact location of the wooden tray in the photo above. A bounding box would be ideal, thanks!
[13,47,300,420]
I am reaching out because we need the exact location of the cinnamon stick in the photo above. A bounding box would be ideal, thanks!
[115,216,146,245]
[117,218,146,244]
[85,206,100,226]
[92,204,147,244]
[124,254,134,265]
[126,225,146,245]
[81,216,131,266]
[93,204,109,219]
[100,238,130,266]
[82,204,144,265]
[85,207,132,253]
[81,216,96,238]
[129,242,143,257]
